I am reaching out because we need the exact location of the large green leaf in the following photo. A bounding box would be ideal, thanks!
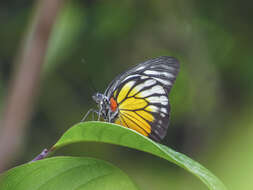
[0,156,138,190]
[52,121,227,190]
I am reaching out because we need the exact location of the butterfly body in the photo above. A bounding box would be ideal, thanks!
[92,56,179,142]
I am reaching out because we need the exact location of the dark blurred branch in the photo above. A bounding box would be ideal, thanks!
[0,0,64,172]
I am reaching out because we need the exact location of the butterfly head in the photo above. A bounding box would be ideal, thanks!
[92,93,119,122]
[92,92,109,113]
[92,93,107,104]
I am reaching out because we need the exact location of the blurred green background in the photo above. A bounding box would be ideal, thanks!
[0,0,253,189]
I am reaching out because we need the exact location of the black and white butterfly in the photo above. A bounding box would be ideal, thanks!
[84,56,179,142]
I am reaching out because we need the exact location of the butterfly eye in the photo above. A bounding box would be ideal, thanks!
[92,93,104,104]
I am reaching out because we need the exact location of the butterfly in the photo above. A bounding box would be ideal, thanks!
[83,56,179,142]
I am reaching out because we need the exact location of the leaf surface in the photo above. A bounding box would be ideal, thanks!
[0,156,138,190]
[53,121,227,190]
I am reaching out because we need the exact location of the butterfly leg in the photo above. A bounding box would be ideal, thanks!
[97,111,101,121]
[81,108,98,122]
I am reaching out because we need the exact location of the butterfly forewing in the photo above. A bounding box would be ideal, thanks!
[105,57,179,97]
[104,56,179,142]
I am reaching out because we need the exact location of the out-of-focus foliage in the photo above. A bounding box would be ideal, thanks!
[45,1,86,73]
[0,0,252,189]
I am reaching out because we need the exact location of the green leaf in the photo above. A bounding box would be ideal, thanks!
[0,156,138,190]
[53,121,227,190]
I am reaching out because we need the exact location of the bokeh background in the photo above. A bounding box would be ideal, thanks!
[0,0,253,189]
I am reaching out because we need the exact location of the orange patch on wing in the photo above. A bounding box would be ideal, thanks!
[110,97,117,112]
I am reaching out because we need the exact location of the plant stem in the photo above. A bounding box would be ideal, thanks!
[31,149,49,162]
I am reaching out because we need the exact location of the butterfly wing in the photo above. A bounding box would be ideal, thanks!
[105,56,179,142]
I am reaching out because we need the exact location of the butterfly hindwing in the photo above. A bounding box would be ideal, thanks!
[104,56,179,142]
